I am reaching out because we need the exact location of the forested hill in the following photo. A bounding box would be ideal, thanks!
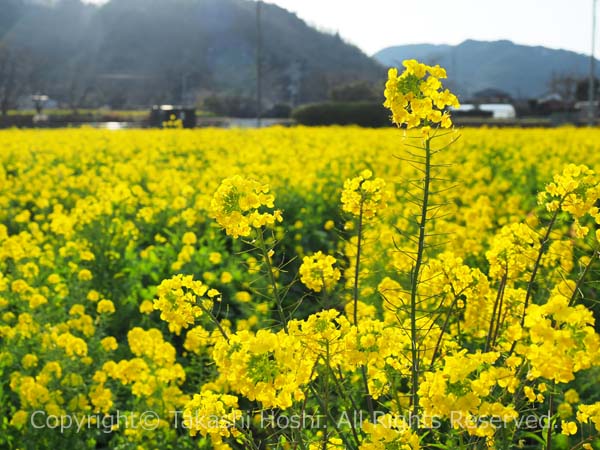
[0,0,384,108]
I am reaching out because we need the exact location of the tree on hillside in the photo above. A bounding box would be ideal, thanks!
[329,81,380,102]
[63,56,99,113]
[575,77,600,102]
[547,73,578,103]
[0,42,35,116]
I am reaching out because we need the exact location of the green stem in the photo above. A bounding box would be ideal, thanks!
[485,274,507,352]
[546,394,553,450]
[199,303,229,342]
[520,206,561,327]
[232,419,260,450]
[329,365,363,444]
[491,279,506,348]
[360,365,374,421]
[257,228,288,332]
[352,198,375,421]
[322,342,330,450]
[507,205,563,358]
[568,249,598,307]
[409,136,432,429]
[353,201,364,327]
[429,294,460,369]
[309,384,358,450]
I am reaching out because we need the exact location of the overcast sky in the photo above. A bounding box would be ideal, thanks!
[84,0,598,57]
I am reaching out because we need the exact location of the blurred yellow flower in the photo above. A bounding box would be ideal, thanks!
[97,299,116,314]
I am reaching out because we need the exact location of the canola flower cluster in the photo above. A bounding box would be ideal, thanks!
[154,274,220,335]
[341,169,389,220]
[2,84,600,448]
[213,328,316,410]
[209,175,283,238]
[183,390,242,443]
[383,59,460,129]
[299,251,341,292]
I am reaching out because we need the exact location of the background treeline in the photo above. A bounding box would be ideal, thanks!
[0,0,384,113]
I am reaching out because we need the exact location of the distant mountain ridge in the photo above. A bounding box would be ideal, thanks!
[3,0,597,110]
[0,0,384,109]
[374,40,599,99]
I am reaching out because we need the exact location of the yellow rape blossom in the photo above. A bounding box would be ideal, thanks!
[183,390,242,441]
[299,251,341,292]
[154,274,220,335]
[213,329,317,410]
[100,336,118,352]
[97,299,116,314]
[139,299,154,314]
[9,410,28,428]
[360,414,420,450]
[182,231,197,245]
[21,353,38,369]
[341,169,389,219]
[78,269,93,281]
[210,175,283,238]
[383,59,459,129]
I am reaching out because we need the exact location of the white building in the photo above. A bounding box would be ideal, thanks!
[452,103,516,119]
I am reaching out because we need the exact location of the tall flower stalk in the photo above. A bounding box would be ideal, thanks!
[383,59,460,430]
[341,169,388,419]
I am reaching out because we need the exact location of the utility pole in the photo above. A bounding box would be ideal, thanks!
[256,0,263,128]
[590,0,597,126]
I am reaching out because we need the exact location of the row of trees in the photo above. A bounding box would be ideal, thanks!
[0,0,386,115]
[0,37,387,117]
[0,41,101,116]
[0,43,33,116]
[0,43,377,118]
[1,36,596,119]
[548,73,600,103]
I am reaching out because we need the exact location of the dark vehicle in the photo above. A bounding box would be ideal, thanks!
[149,105,196,128]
